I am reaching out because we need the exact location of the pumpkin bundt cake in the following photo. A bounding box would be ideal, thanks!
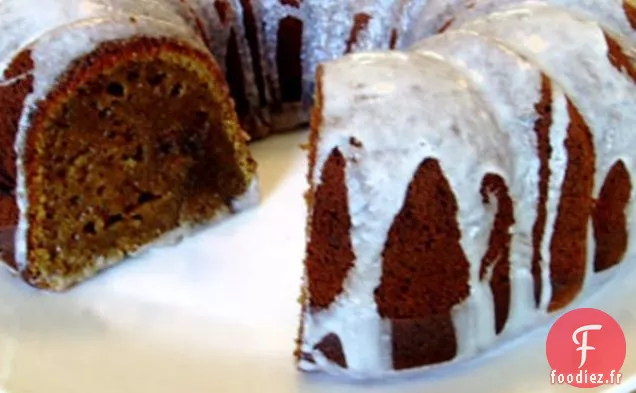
[0,0,258,290]
[2,0,636,381]
[297,0,636,377]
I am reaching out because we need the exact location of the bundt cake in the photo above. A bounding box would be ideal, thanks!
[297,0,636,378]
[0,0,258,290]
[0,0,435,290]
[2,0,636,381]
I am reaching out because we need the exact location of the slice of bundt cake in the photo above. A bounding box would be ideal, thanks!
[297,0,636,378]
[0,0,258,291]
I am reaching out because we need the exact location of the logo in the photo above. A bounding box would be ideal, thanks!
[546,308,626,388]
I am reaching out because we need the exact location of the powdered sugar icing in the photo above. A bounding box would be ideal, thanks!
[301,51,512,377]
[300,0,636,377]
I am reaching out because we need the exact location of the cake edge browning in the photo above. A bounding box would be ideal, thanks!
[0,51,35,272]
[295,64,325,367]
[9,36,258,291]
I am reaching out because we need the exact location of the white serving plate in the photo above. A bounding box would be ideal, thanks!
[0,131,635,393]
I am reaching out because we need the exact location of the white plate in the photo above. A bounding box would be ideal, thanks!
[1,132,636,393]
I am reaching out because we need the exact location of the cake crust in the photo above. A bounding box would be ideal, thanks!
[0,51,34,270]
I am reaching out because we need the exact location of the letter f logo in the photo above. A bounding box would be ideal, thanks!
[546,308,626,388]
[572,324,603,368]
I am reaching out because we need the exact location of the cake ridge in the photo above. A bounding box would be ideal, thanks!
[300,50,514,376]
[299,0,636,377]
[453,3,636,196]
[412,29,550,331]
[441,0,636,47]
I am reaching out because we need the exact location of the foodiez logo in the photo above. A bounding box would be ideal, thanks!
[546,308,626,388]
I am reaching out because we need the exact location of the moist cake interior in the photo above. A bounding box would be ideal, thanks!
[23,39,253,289]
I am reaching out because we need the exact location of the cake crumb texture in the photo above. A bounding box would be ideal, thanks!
[20,37,255,290]
[479,174,514,335]
[305,148,354,310]
[375,158,470,369]
[548,102,595,312]
[531,75,553,308]
[593,160,631,273]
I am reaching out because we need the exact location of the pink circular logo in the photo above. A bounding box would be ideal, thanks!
[546,308,626,388]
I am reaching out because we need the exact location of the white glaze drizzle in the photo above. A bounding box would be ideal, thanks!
[537,86,569,312]
[257,0,304,102]
[413,30,547,334]
[247,0,636,126]
[455,4,636,296]
[301,0,636,378]
[249,0,430,126]
[445,0,636,47]
[188,0,267,123]
[454,4,636,195]
[410,30,573,334]
[301,51,511,377]
[301,1,420,99]
[187,0,230,68]
[0,0,203,78]
[401,0,468,46]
